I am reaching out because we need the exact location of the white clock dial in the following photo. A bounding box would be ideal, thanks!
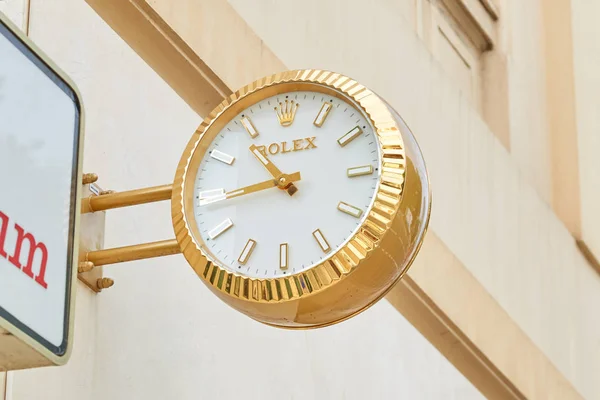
[193,90,381,278]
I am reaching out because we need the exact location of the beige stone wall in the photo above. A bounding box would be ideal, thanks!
[572,0,600,264]
[0,0,24,29]
[2,0,600,398]
[227,0,600,398]
[502,0,553,203]
[2,0,482,399]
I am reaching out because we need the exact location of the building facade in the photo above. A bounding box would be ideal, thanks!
[1,0,599,398]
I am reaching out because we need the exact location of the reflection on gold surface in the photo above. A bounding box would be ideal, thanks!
[171,69,430,330]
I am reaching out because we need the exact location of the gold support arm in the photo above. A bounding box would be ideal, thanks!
[82,184,173,213]
[80,182,180,269]
[86,239,181,266]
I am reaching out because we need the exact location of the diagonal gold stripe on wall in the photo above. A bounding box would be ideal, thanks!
[84,1,584,399]
[85,0,232,117]
[389,233,583,400]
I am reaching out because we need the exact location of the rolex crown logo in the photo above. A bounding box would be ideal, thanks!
[274,100,299,127]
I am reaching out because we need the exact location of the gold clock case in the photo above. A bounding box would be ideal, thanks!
[171,69,431,329]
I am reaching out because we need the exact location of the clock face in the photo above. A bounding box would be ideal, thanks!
[192,89,382,279]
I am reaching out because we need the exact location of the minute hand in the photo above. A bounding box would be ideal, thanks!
[199,172,301,206]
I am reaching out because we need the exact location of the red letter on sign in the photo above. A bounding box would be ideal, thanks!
[8,224,49,289]
[0,211,8,259]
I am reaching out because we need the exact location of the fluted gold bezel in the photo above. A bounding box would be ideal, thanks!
[171,70,406,303]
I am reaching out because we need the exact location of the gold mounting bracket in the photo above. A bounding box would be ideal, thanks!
[78,179,108,292]
[78,175,181,293]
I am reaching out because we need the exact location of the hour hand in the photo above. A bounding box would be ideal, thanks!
[199,172,301,206]
[249,144,298,195]
[249,144,284,177]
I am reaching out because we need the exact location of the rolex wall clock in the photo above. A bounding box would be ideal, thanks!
[171,69,431,328]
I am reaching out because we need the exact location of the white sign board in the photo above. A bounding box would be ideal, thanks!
[0,13,82,369]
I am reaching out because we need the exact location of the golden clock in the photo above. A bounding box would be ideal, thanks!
[170,69,431,329]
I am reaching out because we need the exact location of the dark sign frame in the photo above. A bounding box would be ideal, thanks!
[0,14,82,361]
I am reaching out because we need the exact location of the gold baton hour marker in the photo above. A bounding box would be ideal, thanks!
[337,201,364,218]
[199,188,225,198]
[241,116,259,138]
[238,239,257,265]
[280,243,289,270]
[347,165,374,177]
[312,229,331,253]
[208,218,234,240]
[313,102,332,127]
[210,149,235,165]
[337,126,363,147]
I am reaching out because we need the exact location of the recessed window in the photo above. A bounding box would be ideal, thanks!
[431,5,483,111]
[414,0,508,147]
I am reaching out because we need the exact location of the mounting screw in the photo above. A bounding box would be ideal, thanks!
[97,278,114,290]
[82,173,99,185]
[99,190,116,196]
[78,261,95,273]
